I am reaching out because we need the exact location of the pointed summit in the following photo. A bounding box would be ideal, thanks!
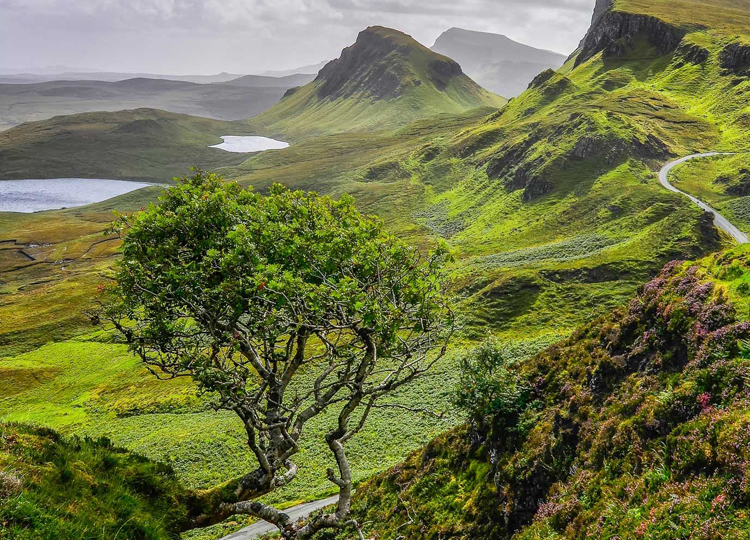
[249,26,504,138]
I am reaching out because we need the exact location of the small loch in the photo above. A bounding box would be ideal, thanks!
[0,178,156,213]
[209,136,289,153]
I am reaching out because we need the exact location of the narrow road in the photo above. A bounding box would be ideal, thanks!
[658,152,749,245]
[219,496,339,540]
[217,153,743,540]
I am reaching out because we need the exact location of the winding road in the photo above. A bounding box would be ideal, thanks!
[216,153,746,540]
[658,153,749,245]
[219,496,339,540]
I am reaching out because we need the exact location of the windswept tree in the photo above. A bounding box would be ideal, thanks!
[100,172,453,539]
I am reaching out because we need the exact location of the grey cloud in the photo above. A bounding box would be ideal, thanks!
[1,0,596,74]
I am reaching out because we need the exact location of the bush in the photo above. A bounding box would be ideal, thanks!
[453,338,530,425]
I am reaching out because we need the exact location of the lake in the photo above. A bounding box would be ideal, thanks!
[0,178,155,213]
[210,135,289,153]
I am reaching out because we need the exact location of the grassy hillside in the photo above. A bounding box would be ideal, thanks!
[616,0,750,32]
[0,109,255,182]
[246,26,505,138]
[671,153,750,233]
[0,423,186,539]
[339,245,750,539]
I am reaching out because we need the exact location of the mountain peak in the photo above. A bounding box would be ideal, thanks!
[430,27,566,97]
[314,26,465,101]
[249,26,504,137]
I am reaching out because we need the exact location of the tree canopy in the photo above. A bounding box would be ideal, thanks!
[101,171,453,538]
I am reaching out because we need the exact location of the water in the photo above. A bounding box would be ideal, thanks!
[0,178,155,213]
[209,135,289,153]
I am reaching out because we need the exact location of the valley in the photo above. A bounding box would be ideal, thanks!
[3,0,750,539]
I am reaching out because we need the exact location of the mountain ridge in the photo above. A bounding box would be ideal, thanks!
[247,26,505,138]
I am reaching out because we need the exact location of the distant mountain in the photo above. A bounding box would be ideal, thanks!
[0,71,247,85]
[260,61,329,77]
[431,27,567,97]
[220,73,316,88]
[250,26,505,138]
[0,74,312,131]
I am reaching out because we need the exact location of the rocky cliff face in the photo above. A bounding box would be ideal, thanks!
[576,10,685,66]
[720,42,750,76]
[577,0,615,48]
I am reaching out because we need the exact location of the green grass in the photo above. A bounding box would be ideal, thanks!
[0,422,187,539]
[616,0,750,35]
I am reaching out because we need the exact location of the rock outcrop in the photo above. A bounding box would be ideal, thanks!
[527,69,555,90]
[576,10,685,66]
[720,42,750,76]
[677,41,710,65]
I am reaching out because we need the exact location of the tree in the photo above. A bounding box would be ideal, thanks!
[453,338,529,426]
[100,172,453,538]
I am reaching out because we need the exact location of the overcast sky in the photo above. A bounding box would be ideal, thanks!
[0,0,597,75]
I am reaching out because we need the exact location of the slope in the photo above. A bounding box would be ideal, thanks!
[247,26,505,138]
[0,108,253,182]
[0,423,187,539]
[342,246,750,539]
[431,28,567,97]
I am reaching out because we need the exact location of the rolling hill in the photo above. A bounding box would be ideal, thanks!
[431,27,567,97]
[247,26,506,138]
[0,74,314,131]
[0,109,252,182]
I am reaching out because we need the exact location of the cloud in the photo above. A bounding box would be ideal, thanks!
[0,0,596,73]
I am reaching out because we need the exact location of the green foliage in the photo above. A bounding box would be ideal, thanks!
[0,423,187,540]
[101,171,455,533]
[453,338,530,425]
[340,246,750,539]
[104,171,451,397]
